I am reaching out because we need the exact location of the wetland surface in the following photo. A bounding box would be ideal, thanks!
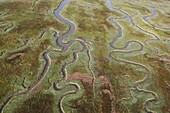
[0,0,170,113]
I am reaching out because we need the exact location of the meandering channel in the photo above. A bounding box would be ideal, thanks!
[143,7,170,31]
[0,0,91,113]
[106,0,158,112]
[53,0,94,112]
[126,0,170,31]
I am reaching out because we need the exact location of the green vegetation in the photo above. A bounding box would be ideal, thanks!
[13,92,54,113]
[0,0,170,113]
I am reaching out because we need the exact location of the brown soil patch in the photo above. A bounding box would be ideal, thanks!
[67,72,116,112]
[7,53,25,61]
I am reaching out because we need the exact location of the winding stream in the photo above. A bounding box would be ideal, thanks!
[126,0,170,31]
[106,0,135,25]
[108,18,143,52]
[53,0,76,52]
[0,0,90,113]
[0,0,166,113]
[143,7,170,31]
[106,0,158,112]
